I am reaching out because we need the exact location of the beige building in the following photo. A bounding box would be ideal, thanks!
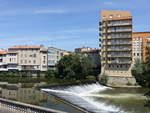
[132,32,150,63]
[75,47,97,53]
[1,87,47,104]
[8,45,48,71]
[100,10,133,78]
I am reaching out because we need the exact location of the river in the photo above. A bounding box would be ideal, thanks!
[0,83,149,113]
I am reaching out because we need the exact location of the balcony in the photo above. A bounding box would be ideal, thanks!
[99,22,102,26]
[99,33,102,36]
[107,22,132,27]
[107,48,131,51]
[107,29,132,33]
[102,29,107,33]
[107,34,131,39]
[107,54,131,58]
[108,60,131,64]
[107,41,132,45]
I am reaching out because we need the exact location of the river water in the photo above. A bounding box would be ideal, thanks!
[0,83,149,113]
[42,83,150,113]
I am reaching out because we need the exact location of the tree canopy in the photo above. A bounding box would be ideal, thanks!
[56,54,96,80]
[132,47,150,87]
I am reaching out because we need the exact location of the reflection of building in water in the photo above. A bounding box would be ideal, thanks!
[1,87,47,105]
[1,87,18,100]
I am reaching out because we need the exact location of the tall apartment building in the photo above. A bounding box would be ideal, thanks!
[132,32,150,63]
[100,10,133,78]
[47,47,71,70]
[8,46,48,72]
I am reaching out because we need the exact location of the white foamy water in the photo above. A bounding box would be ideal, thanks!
[41,83,124,113]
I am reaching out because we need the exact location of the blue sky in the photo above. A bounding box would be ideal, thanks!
[0,0,150,51]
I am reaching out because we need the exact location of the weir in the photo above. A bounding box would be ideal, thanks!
[41,83,123,113]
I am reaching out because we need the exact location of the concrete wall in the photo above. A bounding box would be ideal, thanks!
[107,76,136,86]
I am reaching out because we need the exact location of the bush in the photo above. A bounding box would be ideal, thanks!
[99,74,108,85]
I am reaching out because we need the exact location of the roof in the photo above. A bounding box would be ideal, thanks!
[48,47,69,52]
[0,50,7,54]
[132,32,150,38]
[101,10,132,21]
[8,46,41,50]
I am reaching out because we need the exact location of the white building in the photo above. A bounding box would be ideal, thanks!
[47,47,71,70]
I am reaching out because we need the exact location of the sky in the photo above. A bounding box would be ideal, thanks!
[0,0,150,51]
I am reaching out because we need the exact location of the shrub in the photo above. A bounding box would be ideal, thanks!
[99,74,108,85]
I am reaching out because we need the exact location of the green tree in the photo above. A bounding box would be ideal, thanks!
[132,47,150,107]
[56,54,95,80]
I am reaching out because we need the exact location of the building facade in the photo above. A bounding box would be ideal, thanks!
[75,47,101,67]
[47,47,71,70]
[132,32,150,63]
[0,50,8,71]
[8,46,48,72]
[100,10,133,78]
[75,47,97,53]
[0,46,71,72]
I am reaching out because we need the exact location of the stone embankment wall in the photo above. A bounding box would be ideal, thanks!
[107,76,137,87]
[0,98,67,113]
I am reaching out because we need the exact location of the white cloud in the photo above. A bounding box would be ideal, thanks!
[103,1,115,6]
[0,9,67,16]
[33,9,67,14]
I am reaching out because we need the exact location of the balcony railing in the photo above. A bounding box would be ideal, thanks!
[107,34,131,39]
[108,60,131,64]
[107,41,132,45]
[107,22,132,27]
[107,54,131,57]
[107,29,132,33]
[107,48,131,51]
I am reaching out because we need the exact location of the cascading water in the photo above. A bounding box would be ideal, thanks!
[41,83,123,113]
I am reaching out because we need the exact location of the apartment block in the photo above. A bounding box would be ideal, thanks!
[132,32,150,63]
[75,47,101,67]
[100,10,133,77]
[47,47,71,70]
[75,47,97,53]
[8,45,48,72]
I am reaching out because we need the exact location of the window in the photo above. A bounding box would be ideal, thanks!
[116,14,121,17]
[109,15,113,18]
[24,54,27,57]
[43,56,46,59]
[33,60,36,64]
[33,54,36,57]
[25,60,27,64]
[102,16,106,18]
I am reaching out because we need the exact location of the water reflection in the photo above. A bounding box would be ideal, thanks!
[0,84,83,113]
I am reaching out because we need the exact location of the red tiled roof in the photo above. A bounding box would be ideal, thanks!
[9,46,41,49]
[0,50,7,54]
